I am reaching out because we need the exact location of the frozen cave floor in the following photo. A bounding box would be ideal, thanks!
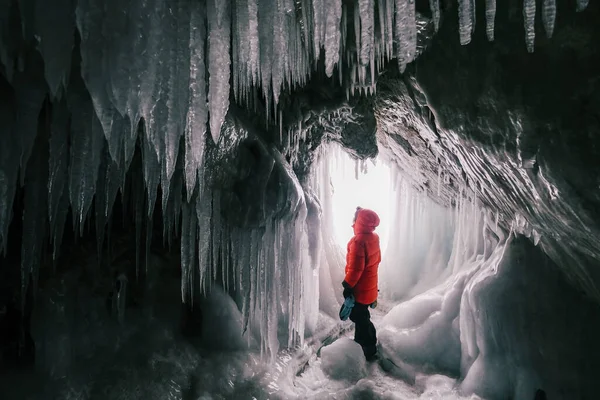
[0,302,483,400]
[289,303,482,400]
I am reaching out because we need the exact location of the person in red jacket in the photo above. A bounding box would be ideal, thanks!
[342,206,381,360]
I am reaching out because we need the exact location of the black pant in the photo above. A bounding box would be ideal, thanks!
[349,303,377,357]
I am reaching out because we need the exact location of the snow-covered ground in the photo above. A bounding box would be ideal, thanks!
[282,303,482,400]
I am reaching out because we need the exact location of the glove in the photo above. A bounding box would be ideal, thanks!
[339,295,355,321]
[369,300,378,309]
[342,281,353,299]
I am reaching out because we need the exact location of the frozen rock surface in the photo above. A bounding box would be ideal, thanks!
[320,338,368,382]
[199,285,250,351]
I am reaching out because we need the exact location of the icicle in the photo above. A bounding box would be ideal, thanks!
[51,189,70,265]
[162,1,191,184]
[162,148,184,247]
[359,0,375,68]
[123,116,139,172]
[181,193,198,303]
[485,0,496,41]
[234,0,259,89]
[196,188,212,293]
[269,0,287,106]
[185,2,208,200]
[207,0,231,144]
[312,0,326,59]
[34,0,75,98]
[523,0,536,52]
[145,209,153,277]
[324,0,342,77]
[211,190,222,283]
[141,129,160,222]
[395,0,417,72]
[429,0,440,32]
[95,149,114,261]
[66,73,105,233]
[98,145,125,258]
[75,0,118,142]
[21,106,49,311]
[458,0,475,45]
[279,108,283,144]
[380,0,393,59]
[542,0,556,38]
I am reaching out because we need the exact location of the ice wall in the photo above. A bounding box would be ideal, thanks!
[377,223,600,399]
[379,172,485,301]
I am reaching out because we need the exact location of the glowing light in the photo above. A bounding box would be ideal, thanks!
[328,145,392,254]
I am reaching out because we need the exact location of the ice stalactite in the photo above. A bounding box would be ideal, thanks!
[359,0,375,67]
[47,100,70,262]
[523,0,536,53]
[180,189,198,304]
[95,145,126,263]
[458,0,475,45]
[66,72,105,234]
[163,0,191,186]
[21,104,49,306]
[232,0,259,104]
[395,0,417,73]
[185,1,208,200]
[0,0,579,258]
[542,0,556,38]
[207,0,231,145]
[175,137,318,360]
[378,0,395,60]
[310,0,343,77]
[485,0,496,41]
[429,0,440,32]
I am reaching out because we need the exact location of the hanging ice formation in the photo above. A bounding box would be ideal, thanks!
[0,0,590,359]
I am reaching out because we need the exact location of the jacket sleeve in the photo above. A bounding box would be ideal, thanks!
[344,239,366,287]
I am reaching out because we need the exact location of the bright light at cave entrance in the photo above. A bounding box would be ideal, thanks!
[329,146,392,254]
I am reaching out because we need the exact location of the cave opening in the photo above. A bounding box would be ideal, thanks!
[328,143,392,253]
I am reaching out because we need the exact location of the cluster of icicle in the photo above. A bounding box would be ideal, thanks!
[180,185,315,359]
[1,0,584,254]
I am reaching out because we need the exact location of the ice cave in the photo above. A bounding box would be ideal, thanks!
[0,0,599,398]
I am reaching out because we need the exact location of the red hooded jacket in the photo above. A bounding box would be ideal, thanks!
[344,208,381,305]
